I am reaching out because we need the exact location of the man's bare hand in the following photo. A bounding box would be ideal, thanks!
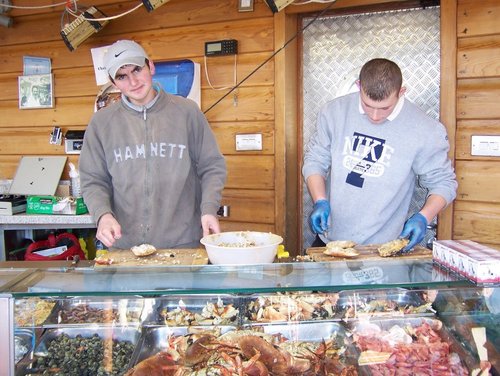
[201,214,221,237]
[97,213,122,247]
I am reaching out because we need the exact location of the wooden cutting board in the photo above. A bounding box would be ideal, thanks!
[306,244,432,262]
[94,248,208,267]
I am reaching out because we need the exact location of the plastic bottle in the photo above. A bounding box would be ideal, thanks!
[94,239,108,259]
[68,162,82,197]
[78,237,88,259]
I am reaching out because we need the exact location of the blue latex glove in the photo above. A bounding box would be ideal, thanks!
[309,199,331,234]
[400,213,428,250]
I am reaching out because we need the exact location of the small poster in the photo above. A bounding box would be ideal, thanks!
[23,56,51,75]
[18,74,54,109]
[91,45,111,86]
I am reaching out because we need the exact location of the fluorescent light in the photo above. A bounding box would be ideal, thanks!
[60,7,109,51]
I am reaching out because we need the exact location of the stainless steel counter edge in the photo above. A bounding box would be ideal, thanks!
[0,214,95,225]
[0,260,95,269]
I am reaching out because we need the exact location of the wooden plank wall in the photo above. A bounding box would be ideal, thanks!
[0,0,281,237]
[437,0,456,242]
[1,0,499,252]
[455,0,500,248]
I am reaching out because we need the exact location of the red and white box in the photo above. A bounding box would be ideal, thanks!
[433,240,500,284]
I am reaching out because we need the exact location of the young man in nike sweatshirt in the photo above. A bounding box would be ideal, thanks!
[302,58,457,250]
[80,40,226,249]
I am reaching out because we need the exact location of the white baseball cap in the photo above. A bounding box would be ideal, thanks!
[103,40,149,79]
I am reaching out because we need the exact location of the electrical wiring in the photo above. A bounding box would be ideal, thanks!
[60,1,78,31]
[204,0,338,114]
[204,54,238,91]
[67,0,78,12]
[64,2,144,22]
[0,1,69,9]
[6,0,339,109]
[2,0,143,22]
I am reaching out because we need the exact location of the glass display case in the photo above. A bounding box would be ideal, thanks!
[1,259,498,375]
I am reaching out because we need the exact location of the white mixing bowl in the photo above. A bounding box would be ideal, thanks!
[200,231,283,265]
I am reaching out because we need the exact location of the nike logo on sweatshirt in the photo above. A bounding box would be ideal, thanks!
[344,132,393,187]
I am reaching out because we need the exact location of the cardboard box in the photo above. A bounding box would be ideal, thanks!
[26,196,88,215]
[433,240,500,284]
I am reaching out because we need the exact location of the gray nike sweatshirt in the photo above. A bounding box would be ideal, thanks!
[303,92,457,244]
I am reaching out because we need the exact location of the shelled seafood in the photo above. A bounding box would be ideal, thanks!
[15,297,55,327]
[343,299,434,319]
[338,289,435,320]
[351,319,472,375]
[55,298,144,325]
[157,296,239,326]
[126,327,357,376]
[244,292,340,322]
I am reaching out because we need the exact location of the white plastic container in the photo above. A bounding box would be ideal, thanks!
[68,162,81,197]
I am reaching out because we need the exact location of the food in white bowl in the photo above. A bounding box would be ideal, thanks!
[200,231,283,265]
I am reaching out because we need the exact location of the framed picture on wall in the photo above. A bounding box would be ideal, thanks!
[18,74,54,109]
[23,56,51,75]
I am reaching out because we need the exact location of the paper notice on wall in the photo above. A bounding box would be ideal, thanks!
[91,45,111,86]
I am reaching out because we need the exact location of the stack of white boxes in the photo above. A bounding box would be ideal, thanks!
[433,240,500,284]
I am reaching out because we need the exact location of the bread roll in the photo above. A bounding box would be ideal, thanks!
[326,240,357,249]
[324,246,359,258]
[131,244,157,257]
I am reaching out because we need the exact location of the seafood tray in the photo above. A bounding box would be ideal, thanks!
[128,324,357,375]
[144,294,240,326]
[43,296,150,326]
[245,320,349,342]
[14,298,57,327]
[242,291,341,323]
[18,326,141,375]
[337,288,435,320]
[346,317,480,375]
[437,314,500,375]
[14,329,34,364]
[432,287,494,316]
[131,326,236,366]
[252,322,358,374]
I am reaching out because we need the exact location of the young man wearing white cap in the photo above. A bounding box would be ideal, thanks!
[80,40,227,249]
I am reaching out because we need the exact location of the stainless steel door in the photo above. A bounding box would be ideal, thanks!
[301,6,441,249]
